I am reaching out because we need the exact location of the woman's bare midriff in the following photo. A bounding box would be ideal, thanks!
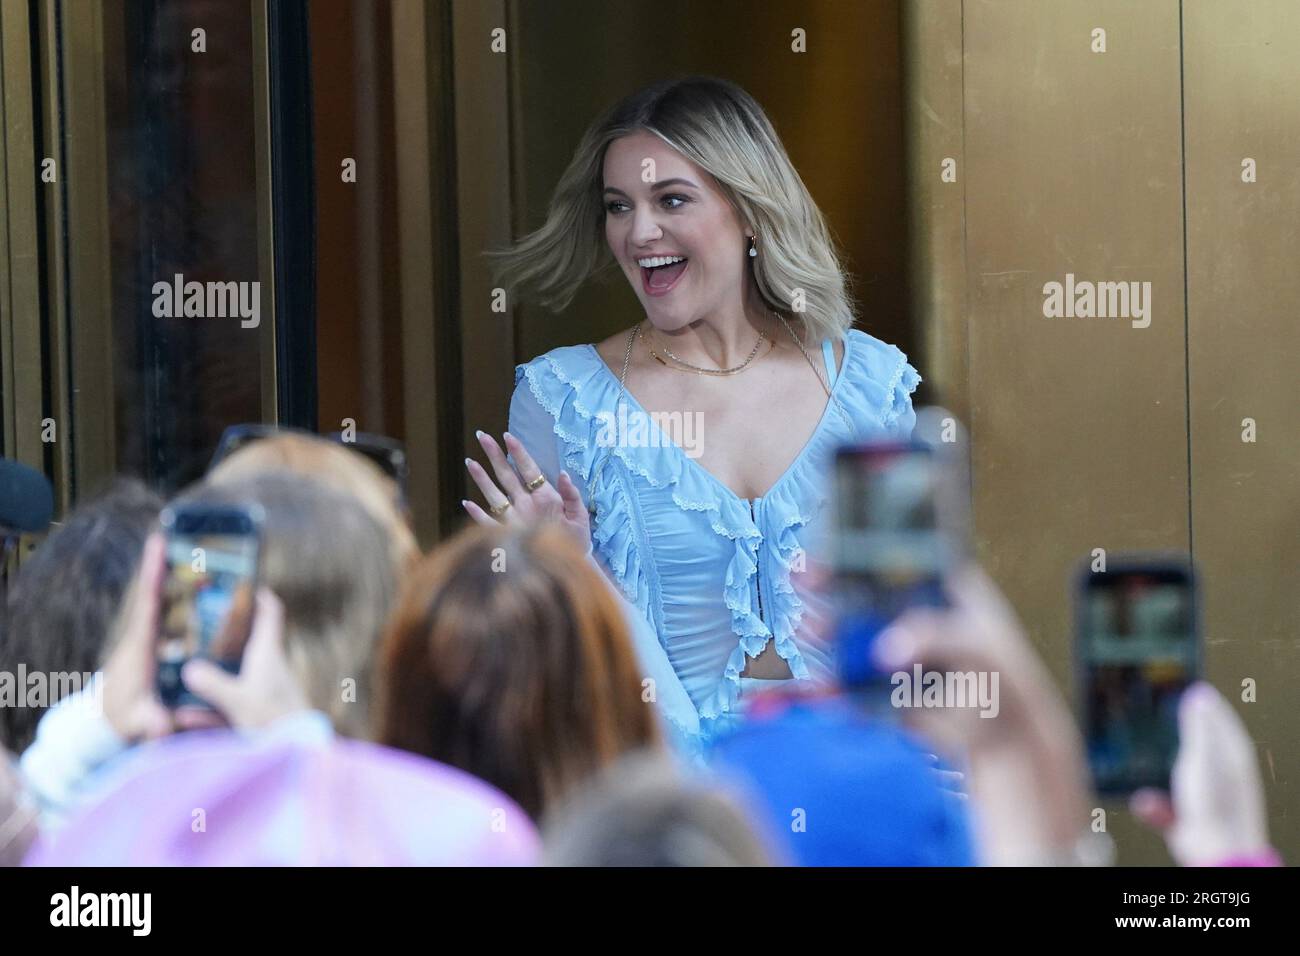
[741,644,794,679]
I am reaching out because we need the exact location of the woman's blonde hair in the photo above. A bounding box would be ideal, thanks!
[208,433,418,575]
[488,75,855,345]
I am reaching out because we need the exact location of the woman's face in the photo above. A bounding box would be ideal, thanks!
[603,130,750,331]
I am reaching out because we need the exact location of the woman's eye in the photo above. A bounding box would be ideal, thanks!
[605,200,629,214]
[661,194,689,209]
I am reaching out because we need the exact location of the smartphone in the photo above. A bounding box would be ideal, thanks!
[1076,559,1199,795]
[829,412,969,688]
[155,503,264,709]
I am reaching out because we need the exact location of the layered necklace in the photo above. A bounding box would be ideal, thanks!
[643,316,773,376]
[615,313,854,432]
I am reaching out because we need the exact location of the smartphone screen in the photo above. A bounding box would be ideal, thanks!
[1078,562,1198,794]
[830,441,963,686]
[156,504,262,709]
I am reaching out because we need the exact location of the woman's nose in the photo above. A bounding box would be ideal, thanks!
[630,207,663,245]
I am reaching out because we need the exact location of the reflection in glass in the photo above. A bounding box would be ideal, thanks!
[103,0,264,490]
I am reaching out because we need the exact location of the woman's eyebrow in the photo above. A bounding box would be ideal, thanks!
[602,177,700,196]
[649,178,699,191]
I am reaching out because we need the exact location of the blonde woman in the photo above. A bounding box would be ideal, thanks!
[464,76,920,744]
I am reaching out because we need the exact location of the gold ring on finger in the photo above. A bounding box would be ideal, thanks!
[524,474,546,492]
[488,500,511,518]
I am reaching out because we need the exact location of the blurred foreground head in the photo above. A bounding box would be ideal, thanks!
[0,479,162,752]
[164,473,398,737]
[542,751,771,866]
[23,730,537,866]
[377,522,660,819]
[207,432,417,573]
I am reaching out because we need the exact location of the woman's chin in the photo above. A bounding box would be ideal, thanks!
[643,311,694,333]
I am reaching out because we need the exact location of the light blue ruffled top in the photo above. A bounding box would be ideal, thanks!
[509,328,920,749]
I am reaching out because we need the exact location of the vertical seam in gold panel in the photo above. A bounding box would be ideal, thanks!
[1178,0,1193,558]
[0,0,13,460]
[2,0,47,474]
[62,0,116,496]
[959,0,973,511]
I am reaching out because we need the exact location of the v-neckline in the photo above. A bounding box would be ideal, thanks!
[584,334,853,508]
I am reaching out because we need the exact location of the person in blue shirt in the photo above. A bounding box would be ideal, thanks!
[707,687,976,867]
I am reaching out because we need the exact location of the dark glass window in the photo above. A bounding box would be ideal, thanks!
[102,0,267,491]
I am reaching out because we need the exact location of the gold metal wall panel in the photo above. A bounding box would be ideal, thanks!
[962,0,1189,863]
[1183,0,1300,860]
[392,0,456,544]
[0,0,44,472]
[903,0,968,422]
[451,0,514,453]
[60,0,116,494]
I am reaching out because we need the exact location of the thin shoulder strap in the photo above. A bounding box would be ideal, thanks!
[821,339,838,387]
[588,324,639,516]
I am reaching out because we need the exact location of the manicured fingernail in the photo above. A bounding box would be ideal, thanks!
[503,431,514,442]
[475,430,486,440]
[464,457,473,467]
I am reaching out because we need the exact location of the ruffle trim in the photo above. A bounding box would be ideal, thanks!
[514,331,921,738]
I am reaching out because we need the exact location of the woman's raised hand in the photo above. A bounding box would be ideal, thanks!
[462,431,592,554]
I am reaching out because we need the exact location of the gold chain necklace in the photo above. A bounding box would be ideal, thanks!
[595,314,857,515]
[613,314,856,435]
[645,319,769,376]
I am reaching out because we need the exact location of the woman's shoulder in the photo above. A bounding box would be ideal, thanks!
[511,333,641,438]
[513,328,640,391]
[840,327,912,372]
[837,327,922,434]
[513,341,598,394]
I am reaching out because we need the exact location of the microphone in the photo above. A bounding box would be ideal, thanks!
[0,458,54,535]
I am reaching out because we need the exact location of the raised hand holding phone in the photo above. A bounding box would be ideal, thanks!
[103,524,309,738]
[180,588,311,730]
[1130,682,1275,866]
[829,408,970,689]
[155,503,263,709]
[101,533,177,742]
[873,566,1094,865]
[1075,559,1199,795]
